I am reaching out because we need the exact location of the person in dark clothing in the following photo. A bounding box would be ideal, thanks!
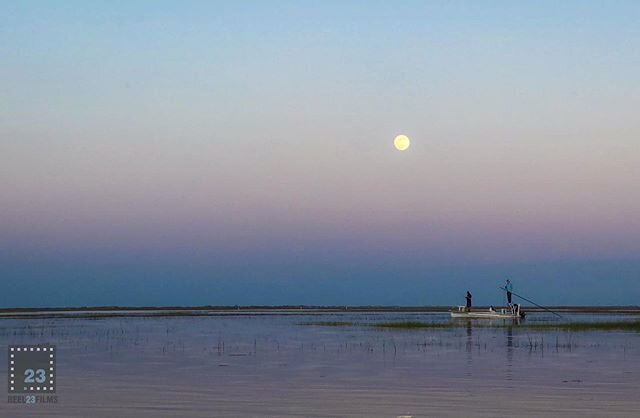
[465,291,472,312]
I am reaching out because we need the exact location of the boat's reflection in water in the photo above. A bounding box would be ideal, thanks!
[465,320,473,376]
[506,325,513,381]
[463,320,515,380]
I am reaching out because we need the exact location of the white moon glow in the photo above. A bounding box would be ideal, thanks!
[393,134,410,151]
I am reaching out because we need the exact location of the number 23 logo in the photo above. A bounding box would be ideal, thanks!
[24,368,46,383]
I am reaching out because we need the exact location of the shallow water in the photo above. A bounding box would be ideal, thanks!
[1,311,639,417]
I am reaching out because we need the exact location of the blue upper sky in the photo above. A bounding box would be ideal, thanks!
[1,1,639,307]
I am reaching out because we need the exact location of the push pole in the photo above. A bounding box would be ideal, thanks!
[500,287,563,318]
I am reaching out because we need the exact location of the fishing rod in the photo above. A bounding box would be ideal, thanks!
[500,287,563,318]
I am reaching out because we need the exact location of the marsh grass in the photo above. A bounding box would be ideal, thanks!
[525,320,640,331]
[371,320,640,331]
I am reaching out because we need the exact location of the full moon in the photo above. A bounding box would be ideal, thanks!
[393,134,411,151]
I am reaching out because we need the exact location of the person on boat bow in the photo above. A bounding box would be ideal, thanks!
[465,291,472,312]
[505,279,513,307]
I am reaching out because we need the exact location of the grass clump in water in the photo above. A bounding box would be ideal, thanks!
[372,321,454,329]
[299,321,354,327]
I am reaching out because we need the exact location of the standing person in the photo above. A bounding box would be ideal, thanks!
[465,291,472,312]
[505,279,513,306]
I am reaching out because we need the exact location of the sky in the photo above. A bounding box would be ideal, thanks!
[1,1,639,307]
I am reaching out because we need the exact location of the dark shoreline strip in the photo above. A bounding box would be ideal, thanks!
[1,305,640,313]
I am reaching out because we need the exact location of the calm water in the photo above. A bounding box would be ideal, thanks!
[1,311,639,417]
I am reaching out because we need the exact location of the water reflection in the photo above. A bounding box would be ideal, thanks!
[466,320,473,377]
[506,325,513,381]
[0,312,639,417]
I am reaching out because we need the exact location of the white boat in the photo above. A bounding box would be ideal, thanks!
[450,304,525,319]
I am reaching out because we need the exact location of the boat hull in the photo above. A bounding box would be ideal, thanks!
[450,311,521,319]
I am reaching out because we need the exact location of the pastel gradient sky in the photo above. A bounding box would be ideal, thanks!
[2,1,639,307]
